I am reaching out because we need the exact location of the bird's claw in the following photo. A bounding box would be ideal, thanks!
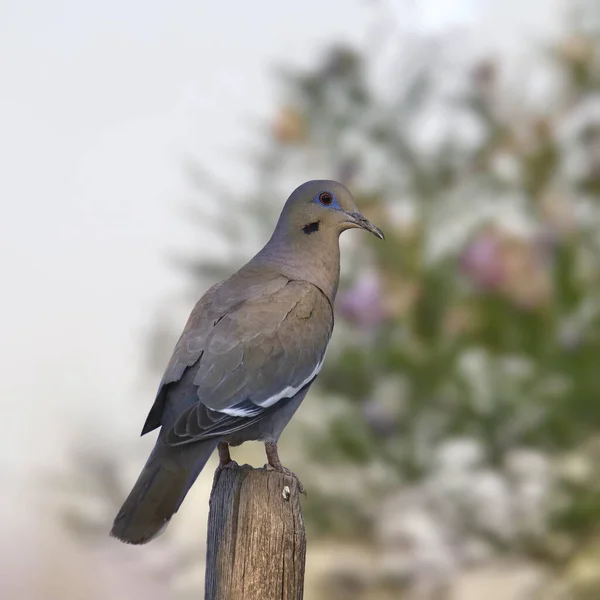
[217,459,238,472]
[213,460,239,486]
[264,463,306,496]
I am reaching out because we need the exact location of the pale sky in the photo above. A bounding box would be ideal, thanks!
[0,0,563,474]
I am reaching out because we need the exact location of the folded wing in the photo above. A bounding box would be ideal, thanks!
[143,274,333,446]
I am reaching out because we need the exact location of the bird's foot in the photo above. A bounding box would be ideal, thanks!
[216,442,238,473]
[213,459,239,490]
[264,463,306,495]
[264,441,306,495]
[216,460,238,471]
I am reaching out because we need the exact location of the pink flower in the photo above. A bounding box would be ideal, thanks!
[459,230,505,291]
[338,271,388,329]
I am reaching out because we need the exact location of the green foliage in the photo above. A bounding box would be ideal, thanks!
[169,5,600,586]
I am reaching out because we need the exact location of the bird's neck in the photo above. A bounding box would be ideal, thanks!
[252,230,341,303]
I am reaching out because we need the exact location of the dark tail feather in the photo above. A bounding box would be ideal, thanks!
[110,439,218,544]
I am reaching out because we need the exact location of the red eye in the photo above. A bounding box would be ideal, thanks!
[319,192,333,206]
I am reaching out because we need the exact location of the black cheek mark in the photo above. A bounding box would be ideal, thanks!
[303,221,320,235]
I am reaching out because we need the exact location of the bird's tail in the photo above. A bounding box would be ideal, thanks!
[110,439,219,544]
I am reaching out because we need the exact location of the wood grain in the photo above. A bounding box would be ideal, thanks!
[204,464,306,600]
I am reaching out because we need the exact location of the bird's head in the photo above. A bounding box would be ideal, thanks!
[279,180,384,241]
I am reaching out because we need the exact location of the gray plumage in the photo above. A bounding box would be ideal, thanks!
[110,180,383,544]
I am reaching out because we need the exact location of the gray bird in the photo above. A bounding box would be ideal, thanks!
[110,180,384,544]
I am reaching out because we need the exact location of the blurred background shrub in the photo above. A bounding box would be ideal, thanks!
[5,1,600,599]
[154,1,600,597]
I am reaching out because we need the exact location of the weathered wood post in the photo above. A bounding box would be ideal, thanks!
[204,464,306,600]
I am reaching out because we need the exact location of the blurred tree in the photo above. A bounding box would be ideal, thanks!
[55,1,600,598]
[163,2,600,596]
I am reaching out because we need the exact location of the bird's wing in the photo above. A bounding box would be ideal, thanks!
[141,269,290,435]
[165,279,333,445]
[143,275,333,445]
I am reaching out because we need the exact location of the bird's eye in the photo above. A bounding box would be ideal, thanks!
[319,192,333,206]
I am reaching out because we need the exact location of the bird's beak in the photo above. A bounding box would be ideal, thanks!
[345,212,385,240]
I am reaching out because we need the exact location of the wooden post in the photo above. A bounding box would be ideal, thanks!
[204,464,306,600]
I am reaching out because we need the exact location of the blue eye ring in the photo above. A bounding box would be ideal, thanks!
[318,191,333,206]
